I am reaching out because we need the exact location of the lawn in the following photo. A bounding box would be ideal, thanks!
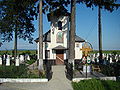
[72,79,120,90]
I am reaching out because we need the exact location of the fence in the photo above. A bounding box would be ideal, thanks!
[65,62,73,80]
[45,62,52,81]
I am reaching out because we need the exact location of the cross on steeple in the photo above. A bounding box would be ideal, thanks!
[80,42,92,57]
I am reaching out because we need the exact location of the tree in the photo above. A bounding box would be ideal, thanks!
[69,0,76,63]
[0,0,37,60]
[38,0,43,74]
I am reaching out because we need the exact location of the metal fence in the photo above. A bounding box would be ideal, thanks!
[65,63,73,80]
[45,62,52,81]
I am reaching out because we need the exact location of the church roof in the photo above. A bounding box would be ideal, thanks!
[52,45,67,50]
[75,35,85,42]
[35,30,85,42]
[35,30,51,42]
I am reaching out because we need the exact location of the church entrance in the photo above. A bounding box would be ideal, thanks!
[56,50,64,65]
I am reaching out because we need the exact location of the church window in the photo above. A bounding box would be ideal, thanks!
[76,44,79,47]
[58,21,62,30]
[56,32,64,43]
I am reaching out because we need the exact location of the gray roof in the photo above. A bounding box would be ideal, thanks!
[52,45,67,50]
[75,35,85,42]
[35,30,51,42]
[35,30,85,42]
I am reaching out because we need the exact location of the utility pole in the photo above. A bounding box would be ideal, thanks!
[98,4,102,61]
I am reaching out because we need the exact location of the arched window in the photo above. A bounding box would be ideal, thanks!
[58,21,62,30]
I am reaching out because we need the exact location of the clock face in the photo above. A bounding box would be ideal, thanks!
[56,32,63,43]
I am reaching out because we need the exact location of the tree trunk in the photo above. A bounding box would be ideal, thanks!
[38,0,43,72]
[14,25,17,62]
[98,5,102,61]
[69,0,76,63]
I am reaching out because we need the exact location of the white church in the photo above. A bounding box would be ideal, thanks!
[35,7,85,65]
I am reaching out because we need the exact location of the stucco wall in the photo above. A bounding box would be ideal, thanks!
[75,42,83,59]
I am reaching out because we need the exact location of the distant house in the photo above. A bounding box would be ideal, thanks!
[35,7,85,65]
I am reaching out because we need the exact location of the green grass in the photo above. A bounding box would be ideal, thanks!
[72,79,120,90]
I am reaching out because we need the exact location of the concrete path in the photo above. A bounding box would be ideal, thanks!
[48,65,73,90]
[0,65,73,90]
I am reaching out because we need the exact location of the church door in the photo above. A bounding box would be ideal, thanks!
[56,50,64,65]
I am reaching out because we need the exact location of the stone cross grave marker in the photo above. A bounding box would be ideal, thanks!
[15,56,20,66]
[6,55,10,66]
[0,56,2,65]
[80,42,92,78]
[80,42,92,57]
[27,55,30,61]
[19,55,24,63]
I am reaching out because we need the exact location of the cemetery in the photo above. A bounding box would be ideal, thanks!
[0,0,120,90]
[0,53,47,79]
[0,49,120,80]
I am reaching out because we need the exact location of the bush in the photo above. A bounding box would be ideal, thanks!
[25,59,37,65]
[0,64,27,78]
[99,63,120,76]
[0,64,41,78]
[72,79,120,90]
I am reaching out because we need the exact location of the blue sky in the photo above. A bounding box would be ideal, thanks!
[0,3,120,50]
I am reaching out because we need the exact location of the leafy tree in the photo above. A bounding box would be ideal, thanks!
[0,0,37,59]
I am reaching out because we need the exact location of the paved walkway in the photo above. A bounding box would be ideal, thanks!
[0,65,73,90]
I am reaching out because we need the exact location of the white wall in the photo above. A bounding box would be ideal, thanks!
[50,16,69,49]
[75,42,83,59]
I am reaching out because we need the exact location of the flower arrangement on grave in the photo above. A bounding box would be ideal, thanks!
[81,56,91,65]
[80,42,93,76]
[80,42,92,65]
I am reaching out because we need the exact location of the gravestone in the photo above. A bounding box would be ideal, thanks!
[0,56,2,65]
[27,55,30,60]
[83,65,91,73]
[106,54,109,60]
[97,53,99,57]
[102,53,105,59]
[110,57,112,63]
[92,56,95,63]
[6,55,10,66]
[19,55,24,62]
[15,56,19,66]
[97,57,99,63]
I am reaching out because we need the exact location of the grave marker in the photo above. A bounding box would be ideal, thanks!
[0,56,2,65]
[15,56,19,66]
[6,55,10,66]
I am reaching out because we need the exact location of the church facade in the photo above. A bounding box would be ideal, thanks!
[35,7,85,64]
